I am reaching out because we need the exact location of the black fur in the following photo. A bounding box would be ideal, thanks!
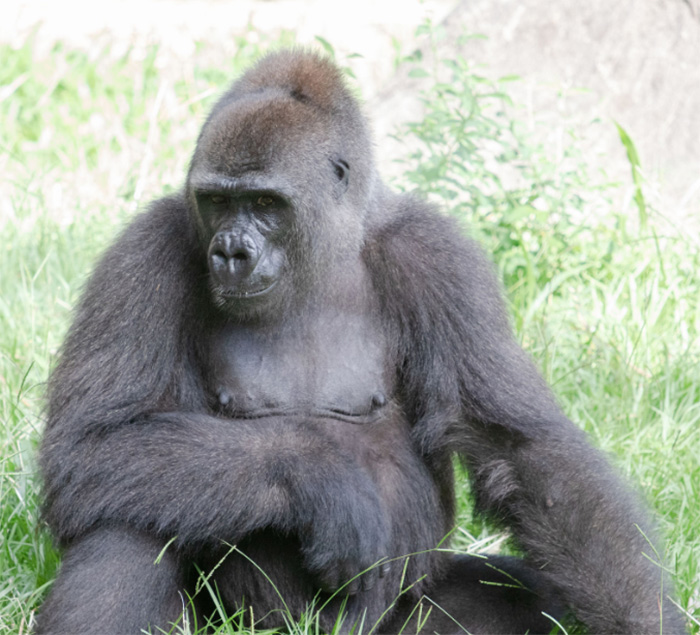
[36,51,684,634]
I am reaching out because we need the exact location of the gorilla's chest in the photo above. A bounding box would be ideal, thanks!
[208,310,390,421]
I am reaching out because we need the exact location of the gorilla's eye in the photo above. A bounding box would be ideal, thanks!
[256,196,274,207]
[210,194,228,205]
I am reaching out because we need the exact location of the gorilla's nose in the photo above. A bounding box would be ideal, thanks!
[208,233,261,284]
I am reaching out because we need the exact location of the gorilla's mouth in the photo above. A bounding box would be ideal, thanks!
[221,280,278,300]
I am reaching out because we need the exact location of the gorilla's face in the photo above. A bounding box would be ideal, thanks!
[194,187,292,316]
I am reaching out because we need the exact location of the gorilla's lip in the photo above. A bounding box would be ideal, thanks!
[221,280,278,300]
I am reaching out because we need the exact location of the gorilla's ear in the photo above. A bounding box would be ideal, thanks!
[330,157,350,194]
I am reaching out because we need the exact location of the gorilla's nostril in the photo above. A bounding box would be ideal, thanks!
[232,251,248,261]
[211,250,227,265]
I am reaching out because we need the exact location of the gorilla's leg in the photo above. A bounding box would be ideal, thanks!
[35,527,186,634]
[382,554,564,635]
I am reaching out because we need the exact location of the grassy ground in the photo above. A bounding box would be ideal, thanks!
[0,33,698,634]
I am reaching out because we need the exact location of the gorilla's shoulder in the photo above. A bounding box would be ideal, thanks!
[82,192,203,314]
[364,191,488,279]
[121,192,195,248]
[94,192,199,274]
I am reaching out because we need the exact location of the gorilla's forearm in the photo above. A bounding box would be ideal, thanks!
[41,413,387,552]
[465,422,682,634]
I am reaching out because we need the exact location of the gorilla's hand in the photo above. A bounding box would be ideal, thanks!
[299,464,389,595]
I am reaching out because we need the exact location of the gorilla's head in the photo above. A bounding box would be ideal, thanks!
[186,51,377,321]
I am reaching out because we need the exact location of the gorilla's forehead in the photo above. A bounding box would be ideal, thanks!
[197,93,332,177]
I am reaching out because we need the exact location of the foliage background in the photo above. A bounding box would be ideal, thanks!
[0,23,698,635]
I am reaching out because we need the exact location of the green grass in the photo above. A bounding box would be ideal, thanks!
[0,33,698,634]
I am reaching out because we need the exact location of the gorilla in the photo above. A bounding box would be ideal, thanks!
[37,51,684,634]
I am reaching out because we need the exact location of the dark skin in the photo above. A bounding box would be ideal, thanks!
[36,51,685,634]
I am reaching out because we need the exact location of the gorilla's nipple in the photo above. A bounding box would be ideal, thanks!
[370,392,387,410]
[217,388,232,406]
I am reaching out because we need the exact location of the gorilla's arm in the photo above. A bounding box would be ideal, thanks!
[40,197,387,590]
[42,412,388,589]
[366,196,683,634]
